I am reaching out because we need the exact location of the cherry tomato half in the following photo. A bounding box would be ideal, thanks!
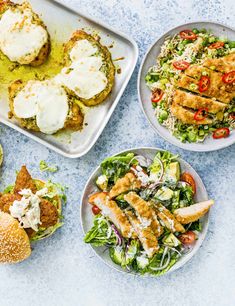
[92,205,101,215]
[208,41,225,49]
[151,89,164,103]
[180,30,197,40]
[179,231,196,245]
[173,60,190,70]
[222,71,235,84]
[198,76,210,92]
[180,172,196,194]
[212,127,230,139]
[194,108,209,121]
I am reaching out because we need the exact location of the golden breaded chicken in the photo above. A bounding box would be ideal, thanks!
[151,201,185,233]
[124,192,162,237]
[125,210,159,258]
[14,165,37,194]
[203,53,235,73]
[109,173,141,199]
[89,192,136,238]
[185,65,234,93]
[174,200,214,224]
[174,89,226,114]
[0,193,21,213]
[171,102,213,125]
[177,74,233,104]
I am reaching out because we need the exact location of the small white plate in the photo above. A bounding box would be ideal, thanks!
[138,21,235,152]
[0,0,138,158]
[81,147,210,276]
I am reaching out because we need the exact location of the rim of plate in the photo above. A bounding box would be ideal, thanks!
[80,147,210,277]
[138,21,235,152]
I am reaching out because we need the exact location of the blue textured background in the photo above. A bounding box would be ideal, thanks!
[0,1,235,305]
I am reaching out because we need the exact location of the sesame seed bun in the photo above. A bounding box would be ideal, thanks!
[0,212,31,263]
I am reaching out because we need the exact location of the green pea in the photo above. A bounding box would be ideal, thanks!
[160,110,168,120]
[192,28,199,34]
[208,36,215,43]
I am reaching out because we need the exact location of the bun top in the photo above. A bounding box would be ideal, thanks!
[0,212,31,264]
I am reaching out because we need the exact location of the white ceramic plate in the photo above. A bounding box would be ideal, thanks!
[138,22,235,152]
[81,147,209,276]
[0,0,138,158]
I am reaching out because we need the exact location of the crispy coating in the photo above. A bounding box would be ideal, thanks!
[125,210,159,258]
[151,201,185,233]
[174,89,226,114]
[63,30,115,106]
[109,173,141,199]
[174,200,214,224]
[185,65,235,93]
[39,199,58,228]
[171,101,212,125]
[203,53,235,73]
[8,80,84,133]
[124,192,162,237]
[0,193,21,213]
[177,74,233,104]
[89,192,136,238]
[14,165,37,194]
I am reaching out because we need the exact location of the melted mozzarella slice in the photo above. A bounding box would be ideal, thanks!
[36,84,69,134]
[13,80,69,134]
[14,81,39,118]
[54,56,107,99]
[0,8,48,64]
[69,39,97,62]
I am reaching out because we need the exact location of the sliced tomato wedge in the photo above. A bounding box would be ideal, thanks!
[173,60,190,70]
[92,205,101,215]
[180,172,196,194]
[208,41,225,49]
[213,127,230,139]
[179,30,197,40]
[198,76,210,92]
[179,231,196,245]
[222,71,235,84]
[151,89,164,103]
[194,108,209,121]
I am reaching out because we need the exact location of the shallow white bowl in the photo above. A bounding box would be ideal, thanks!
[81,147,210,276]
[138,22,235,152]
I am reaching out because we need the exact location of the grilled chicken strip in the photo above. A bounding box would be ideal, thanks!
[88,192,136,238]
[125,210,159,258]
[185,65,234,93]
[203,53,235,73]
[177,74,233,104]
[151,201,185,233]
[109,172,141,199]
[174,90,226,114]
[171,102,213,125]
[174,200,214,224]
[124,192,162,237]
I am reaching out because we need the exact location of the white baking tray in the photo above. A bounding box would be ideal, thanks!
[0,0,138,158]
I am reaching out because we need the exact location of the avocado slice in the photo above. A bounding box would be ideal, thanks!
[163,233,181,247]
[165,162,180,184]
[109,246,125,266]
[155,186,174,201]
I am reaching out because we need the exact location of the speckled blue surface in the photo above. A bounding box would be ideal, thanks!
[0,0,235,305]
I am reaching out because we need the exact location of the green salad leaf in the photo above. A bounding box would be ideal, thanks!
[101,153,134,184]
[84,215,117,247]
[39,160,58,173]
